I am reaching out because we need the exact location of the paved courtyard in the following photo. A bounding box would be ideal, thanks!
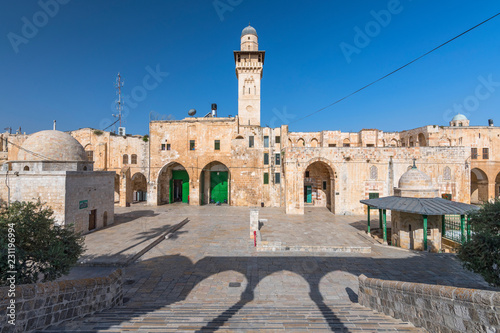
[46,204,493,332]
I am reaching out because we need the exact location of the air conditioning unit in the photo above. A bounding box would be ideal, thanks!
[118,127,126,136]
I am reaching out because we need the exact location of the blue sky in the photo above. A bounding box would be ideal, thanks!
[1,0,500,135]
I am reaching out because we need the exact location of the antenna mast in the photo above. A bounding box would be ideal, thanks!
[113,73,124,129]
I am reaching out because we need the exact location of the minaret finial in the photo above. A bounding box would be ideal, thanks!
[412,158,417,169]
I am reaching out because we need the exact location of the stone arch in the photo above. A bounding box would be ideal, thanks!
[495,171,500,199]
[471,168,488,204]
[310,138,319,148]
[23,165,29,171]
[157,162,190,205]
[418,133,427,147]
[288,138,293,147]
[84,143,94,162]
[303,157,335,213]
[409,136,414,147]
[297,138,305,147]
[132,172,148,202]
[200,161,230,205]
[390,138,398,147]
[342,138,350,147]
[439,136,451,146]
[235,135,244,140]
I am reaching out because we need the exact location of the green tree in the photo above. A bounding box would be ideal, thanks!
[0,201,85,286]
[458,199,500,287]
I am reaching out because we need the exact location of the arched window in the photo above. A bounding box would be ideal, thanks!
[297,138,305,147]
[343,138,350,147]
[131,154,137,164]
[444,167,451,180]
[370,166,378,180]
[123,154,128,165]
[310,138,318,147]
[23,166,29,171]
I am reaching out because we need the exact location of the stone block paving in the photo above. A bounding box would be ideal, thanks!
[44,204,494,332]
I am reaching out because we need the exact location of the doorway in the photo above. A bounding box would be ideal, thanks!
[210,171,228,203]
[304,186,312,203]
[89,209,96,231]
[173,179,183,202]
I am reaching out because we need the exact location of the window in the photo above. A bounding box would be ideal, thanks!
[123,154,128,164]
[166,144,171,151]
[190,140,195,151]
[131,154,137,164]
[366,144,374,147]
[343,143,350,147]
[369,193,379,199]
[305,171,310,178]
[264,136,269,148]
[471,148,478,159]
[275,153,280,165]
[322,181,327,190]
[249,136,254,148]
[275,173,281,184]
[161,144,165,151]
[483,148,489,160]
[214,140,220,150]
[264,153,269,165]
[370,166,378,180]
[86,151,94,162]
[264,173,269,184]
[23,166,29,171]
[275,136,281,144]
[427,228,432,236]
[328,143,336,147]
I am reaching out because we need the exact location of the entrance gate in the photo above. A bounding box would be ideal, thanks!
[210,171,228,203]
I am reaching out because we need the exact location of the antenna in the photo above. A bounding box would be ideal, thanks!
[112,73,124,129]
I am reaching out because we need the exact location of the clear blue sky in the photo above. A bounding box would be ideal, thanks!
[1,0,499,135]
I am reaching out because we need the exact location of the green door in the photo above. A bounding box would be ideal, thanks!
[210,171,228,203]
[305,186,312,203]
[170,170,189,203]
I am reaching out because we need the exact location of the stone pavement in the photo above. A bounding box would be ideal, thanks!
[44,204,494,332]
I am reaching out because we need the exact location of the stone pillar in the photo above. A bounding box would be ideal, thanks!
[250,209,259,239]
[119,167,132,207]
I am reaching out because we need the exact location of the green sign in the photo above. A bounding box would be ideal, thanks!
[79,200,88,209]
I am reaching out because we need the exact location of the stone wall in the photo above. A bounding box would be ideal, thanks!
[358,274,500,333]
[0,269,123,333]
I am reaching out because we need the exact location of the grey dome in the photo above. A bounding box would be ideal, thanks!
[18,130,87,162]
[452,114,468,121]
[241,25,257,37]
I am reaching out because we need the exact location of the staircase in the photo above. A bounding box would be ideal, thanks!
[42,301,425,332]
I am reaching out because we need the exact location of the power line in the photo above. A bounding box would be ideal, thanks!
[5,139,58,162]
[102,118,119,131]
[290,11,500,124]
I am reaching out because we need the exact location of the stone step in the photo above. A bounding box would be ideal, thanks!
[41,302,426,332]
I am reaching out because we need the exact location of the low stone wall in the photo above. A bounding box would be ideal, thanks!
[0,269,123,332]
[358,274,500,333]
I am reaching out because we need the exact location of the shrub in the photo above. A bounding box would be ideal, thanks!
[93,130,103,136]
[458,199,500,287]
[0,202,85,286]
[142,135,149,142]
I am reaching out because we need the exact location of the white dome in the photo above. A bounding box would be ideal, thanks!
[18,130,87,162]
[452,114,468,121]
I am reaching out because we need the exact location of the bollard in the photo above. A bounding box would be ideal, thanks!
[254,231,257,247]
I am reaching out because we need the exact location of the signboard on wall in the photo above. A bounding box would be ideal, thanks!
[79,200,88,209]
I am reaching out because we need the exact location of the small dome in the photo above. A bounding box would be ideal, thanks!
[452,113,468,121]
[241,25,257,37]
[18,130,87,162]
[398,167,433,190]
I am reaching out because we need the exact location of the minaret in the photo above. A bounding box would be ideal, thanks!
[234,25,265,126]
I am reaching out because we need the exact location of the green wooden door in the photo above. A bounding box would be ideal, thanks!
[210,171,228,203]
[170,170,189,203]
[305,186,312,203]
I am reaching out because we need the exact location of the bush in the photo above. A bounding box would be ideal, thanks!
[458,199,500,287]
[93,130,103,136]
[142,135,149,142]
[0,202,85,286]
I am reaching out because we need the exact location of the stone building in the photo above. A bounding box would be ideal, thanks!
[1,25,499,216]
[0,130,114,234]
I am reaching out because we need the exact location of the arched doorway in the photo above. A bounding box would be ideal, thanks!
[304,160,335,213]
[114,174,120,203]
[157,162,190,204]
[132,173,148,202]
[418,133,427,147]
[471,168,488,204]
[200,161,230,205]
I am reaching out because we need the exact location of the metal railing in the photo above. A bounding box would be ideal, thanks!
[442,215,472,244]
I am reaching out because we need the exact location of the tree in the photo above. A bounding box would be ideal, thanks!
[458,199,500,287]
[0,201,85,286]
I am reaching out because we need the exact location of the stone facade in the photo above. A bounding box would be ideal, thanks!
[0,269,123,333]
[358,274,500,333]
[0,130,114,234]
[1,26,499,216]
